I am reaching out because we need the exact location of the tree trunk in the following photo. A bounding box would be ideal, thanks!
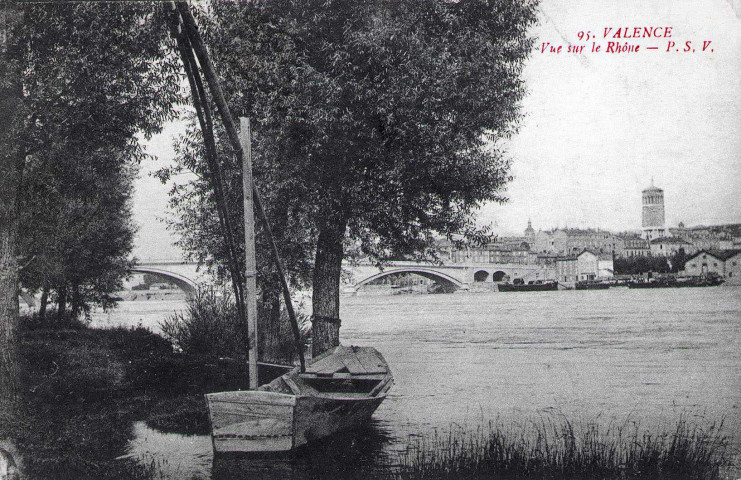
[38,286,49,319]
[0,199,21,407]
[258,285,282,362]
[0,4,25,411]
[70,284,81,319]
[56,285,67,324]
[311,216,347,357]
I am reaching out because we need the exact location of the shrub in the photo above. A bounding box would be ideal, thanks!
[19,310,89,331]
[159,288,248,357]
[159,287,311,362]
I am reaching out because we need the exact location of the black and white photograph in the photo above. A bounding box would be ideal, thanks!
[1,0,740,478]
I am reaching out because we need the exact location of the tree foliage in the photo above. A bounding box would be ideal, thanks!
[19,150,140,317]
[614,255,671,275]
[163,0,538,354]
[613,250,688,275]
[13,2,181,318]
[208,0,537,257]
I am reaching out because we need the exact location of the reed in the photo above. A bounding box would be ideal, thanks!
[159,287,310,362]
[396,416,729,479]
[159,288,248,357]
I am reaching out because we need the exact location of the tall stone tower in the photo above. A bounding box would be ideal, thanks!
[642,180,666,241]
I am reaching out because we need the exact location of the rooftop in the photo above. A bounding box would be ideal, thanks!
[687,249,741,261]
[650,237,691,245]
[643,178,662,193]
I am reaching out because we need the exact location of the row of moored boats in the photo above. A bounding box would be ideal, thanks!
[496,274,724,292]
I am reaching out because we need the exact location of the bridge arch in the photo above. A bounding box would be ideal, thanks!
[491,271,507,282]
[473,270,489,282]
[129,267,198,296]
[354,267,465,292]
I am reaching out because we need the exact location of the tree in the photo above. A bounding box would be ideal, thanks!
[182,0,538,356]
[1,1,179,406]
[19,148,140,320]
[0,2,25,408]
[158,118,315,362]
[15,2,180,321]
[669,248,688,273]
[613,255,670,275]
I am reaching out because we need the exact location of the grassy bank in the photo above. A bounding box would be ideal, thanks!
[396,418,730,479]
[1,321,248,479]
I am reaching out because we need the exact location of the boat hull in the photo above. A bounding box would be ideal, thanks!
[498,282,559,292]
[206,346,393,453]
[206,389,389,453]
[575,282,610,290]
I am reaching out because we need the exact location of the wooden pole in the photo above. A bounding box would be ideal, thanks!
[167,4,246,325]
[240,118,259,390]
[176,2,306,371]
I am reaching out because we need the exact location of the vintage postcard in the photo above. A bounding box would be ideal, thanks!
[1,1,739,478]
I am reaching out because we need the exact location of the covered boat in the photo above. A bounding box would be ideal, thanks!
[498,279,559,292]
[575,280,610,290]
[205,346,393,453]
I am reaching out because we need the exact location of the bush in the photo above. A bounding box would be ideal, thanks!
[159,287,311,362]
[19,310,89,331]
[159,288,248,357]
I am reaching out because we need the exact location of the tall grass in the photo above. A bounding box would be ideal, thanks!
[159,289,248,357]
[396,416,729,479]
[159,288,310,362]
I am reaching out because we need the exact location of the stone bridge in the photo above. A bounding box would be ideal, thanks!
[131,259,204,295]
[342,261,551,293]
[18,260,204,310]
[131,259,552,295]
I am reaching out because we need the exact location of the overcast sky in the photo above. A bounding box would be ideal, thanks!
[133,0,741,261]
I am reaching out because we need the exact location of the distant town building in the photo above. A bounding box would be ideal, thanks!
[533,228,621,256]
[683,249,741,284]
[554,249,613,284]
[555,256,578,283]
[577,249,614,280]
[598,255,615,277]
[642,181,666,241]
[524,219,535,239]
[619,234,650,257]
[649,237,695,257]
[433,213,740,281]
[435,234,541,266]
[487,245,538,265]
[576,250,600,281]
[669,223,741,251]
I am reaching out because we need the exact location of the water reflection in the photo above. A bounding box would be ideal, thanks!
[127,420,396,479]
[212,420,396,480]
[125,422,212,478]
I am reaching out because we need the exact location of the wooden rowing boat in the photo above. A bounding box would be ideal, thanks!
[205,346,393,453]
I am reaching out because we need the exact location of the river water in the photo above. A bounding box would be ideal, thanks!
[108,287,741,478]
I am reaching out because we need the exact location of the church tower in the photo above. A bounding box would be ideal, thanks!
[524,219,535,238]
[642,179,666,241]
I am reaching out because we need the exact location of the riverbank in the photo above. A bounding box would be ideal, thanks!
[0,320,735,479]
[0,321,249,479]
